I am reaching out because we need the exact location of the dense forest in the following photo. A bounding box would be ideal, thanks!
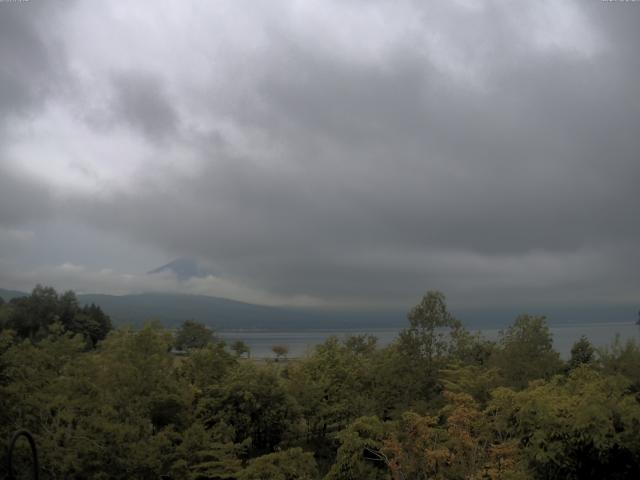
[1,286,639,479]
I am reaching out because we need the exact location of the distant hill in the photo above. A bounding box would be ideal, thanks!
[1,287,404,330]
[0,288,28,301]
[2,287,636,331]
[76,292,406,330]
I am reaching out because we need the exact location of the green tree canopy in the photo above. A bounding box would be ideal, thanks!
[197,363,297,452]
[238,447,318,480]
[568,335,595,370]
[493,314,563,389]
[393,290,467,405]
[598,336,640,391]
[2,285,111,346]
[488,368,640,479]
[2,285,639,479]
[231,339,250,358]
[174,319,215,350]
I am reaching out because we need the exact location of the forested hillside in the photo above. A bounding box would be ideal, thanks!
[1,287,639,479]
[1,288,407,330]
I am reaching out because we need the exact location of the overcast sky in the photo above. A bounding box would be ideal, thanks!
[0,0,638,309]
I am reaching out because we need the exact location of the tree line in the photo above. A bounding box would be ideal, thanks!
[1,287,639,479]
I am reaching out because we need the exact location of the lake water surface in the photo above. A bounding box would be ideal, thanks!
[219,322,640,359]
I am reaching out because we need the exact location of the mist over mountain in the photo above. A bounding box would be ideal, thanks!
[2,287,636,332]
[147,258,215,281]
[68,292,407,330]
[0,288,27,302]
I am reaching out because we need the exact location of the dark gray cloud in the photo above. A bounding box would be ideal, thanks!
[0,1,67,117]
[110,71,178,141]
[0,1,69,227]
[0,1,639,308]
[0,163,52,227]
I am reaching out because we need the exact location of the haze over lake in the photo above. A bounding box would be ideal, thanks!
[220,322,640,359]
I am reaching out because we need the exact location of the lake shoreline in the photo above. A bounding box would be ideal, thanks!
[218,321,640,360]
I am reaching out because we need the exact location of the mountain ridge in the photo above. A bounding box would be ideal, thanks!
[2,288,637,331]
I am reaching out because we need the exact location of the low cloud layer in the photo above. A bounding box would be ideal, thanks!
[0,1,639,309]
